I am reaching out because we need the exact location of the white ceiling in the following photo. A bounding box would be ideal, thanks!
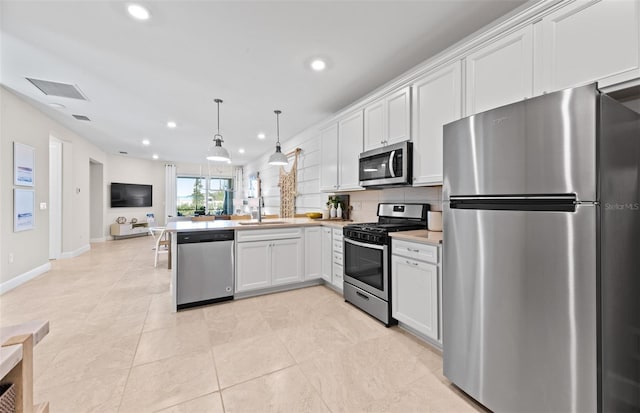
[1,0,528,165]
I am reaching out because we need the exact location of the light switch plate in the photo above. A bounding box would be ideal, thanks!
[40,202,47,210]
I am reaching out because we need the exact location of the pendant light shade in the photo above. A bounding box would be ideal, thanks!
[268,110,288,166]
[206,98,231,162]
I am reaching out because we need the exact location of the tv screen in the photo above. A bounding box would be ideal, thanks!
[111,183,152,208]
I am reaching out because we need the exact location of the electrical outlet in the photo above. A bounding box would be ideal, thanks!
[8,253,14,264]
[352,201,362,211]
[40,202,47,210]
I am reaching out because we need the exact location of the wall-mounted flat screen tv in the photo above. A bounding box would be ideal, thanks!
[110,183,152,207]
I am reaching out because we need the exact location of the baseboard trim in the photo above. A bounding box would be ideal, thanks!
[60,244,91,259]
[90,237,106,243]
[0,262,51,295]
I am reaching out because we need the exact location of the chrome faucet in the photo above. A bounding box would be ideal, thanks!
[256,172,262,223]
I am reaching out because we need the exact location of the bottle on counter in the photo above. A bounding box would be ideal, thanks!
[330,204,337,218]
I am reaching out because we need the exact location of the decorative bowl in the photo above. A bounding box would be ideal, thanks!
[306,212,323,219]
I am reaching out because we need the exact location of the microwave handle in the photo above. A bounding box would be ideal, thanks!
[389,150,396,178]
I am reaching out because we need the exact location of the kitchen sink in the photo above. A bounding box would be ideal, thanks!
[237,221,287,225]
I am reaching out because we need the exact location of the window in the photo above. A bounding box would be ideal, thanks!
[176,176,233,216]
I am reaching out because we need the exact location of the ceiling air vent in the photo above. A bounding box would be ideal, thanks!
[25,78,88,100]
[119,151,128,155]
[72,114,91,121]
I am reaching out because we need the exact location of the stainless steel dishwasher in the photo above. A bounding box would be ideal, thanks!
[176,230,234,309]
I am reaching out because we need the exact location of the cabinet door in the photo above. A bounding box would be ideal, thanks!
[321,228,332,282]
[236,241,271,292]
[466,25,534,115]
[364,100,385,151]
[319,123,339,192]
[338,110,364,191]
[386,86,411,145]
[412,61,462,186]
[271,238,304,286]
[305,227,322,280]
[391,255,439,341]
[540,0,640,92]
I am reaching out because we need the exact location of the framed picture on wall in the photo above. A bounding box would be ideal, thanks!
[14,142,35,187]
[14,188,35,232]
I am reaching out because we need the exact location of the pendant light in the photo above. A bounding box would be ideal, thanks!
[268,110,288,165]
[206,98,231,162]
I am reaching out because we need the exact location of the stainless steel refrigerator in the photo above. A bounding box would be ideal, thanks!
[443,83,640,412]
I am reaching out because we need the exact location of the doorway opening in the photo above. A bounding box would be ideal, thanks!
[89,160,104,242]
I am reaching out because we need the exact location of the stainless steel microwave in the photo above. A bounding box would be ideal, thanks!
[359,141,412,188]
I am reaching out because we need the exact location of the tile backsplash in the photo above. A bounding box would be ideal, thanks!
[337,186,442,222]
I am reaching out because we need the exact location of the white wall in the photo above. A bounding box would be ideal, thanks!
[243,126,323,216]
[1,86,107,286]
[105,154,166,236]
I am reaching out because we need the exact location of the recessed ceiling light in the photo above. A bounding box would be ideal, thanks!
[310,59,327,71]
[152,154,159,160]
[239,148,245,154]
[127,4,150,21]
[142,139,150,146]
[167,121,177,128]
[257,133,266,140]
[49,103,65,109]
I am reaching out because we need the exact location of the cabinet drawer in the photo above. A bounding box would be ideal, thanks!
[333,239,343,253]
[332,263,344,289]
[392,239,438,264]
[332,228,343,241]
[236,227,303,243]
[333,252,343,266]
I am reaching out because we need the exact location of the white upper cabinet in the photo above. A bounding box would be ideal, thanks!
[386,87,411,144]
[364,86,411,151]
[337,110,364,191]
[465,25,534,115]
[319,123,339,192]
[537,0,640,93]
[412,60,462,186]
[364,100,385,150]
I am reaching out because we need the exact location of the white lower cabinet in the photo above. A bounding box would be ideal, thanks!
[321,227,332,282]
[391,238,441,344]
[320,227,344,291]
[235,229,304,293]
[271,238,304,285]
[331,228,344,291]
[305,227,322,280]
[391,255,439,341]
[236,241,272,292]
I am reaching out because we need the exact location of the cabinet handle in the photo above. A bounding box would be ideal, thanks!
[406,260,419,266]
[407,247,420,253]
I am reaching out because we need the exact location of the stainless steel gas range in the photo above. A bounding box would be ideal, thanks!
[343,203,429,326]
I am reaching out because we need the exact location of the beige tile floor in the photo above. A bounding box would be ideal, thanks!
[0,236,484,413]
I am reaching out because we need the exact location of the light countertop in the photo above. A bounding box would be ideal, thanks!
[390,230,443,246]
[166,218,355,232]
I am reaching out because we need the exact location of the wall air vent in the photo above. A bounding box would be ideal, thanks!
[72,114,91,121]
[25,78,88,100]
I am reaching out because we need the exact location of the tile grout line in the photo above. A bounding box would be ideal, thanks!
[116,269,152,413]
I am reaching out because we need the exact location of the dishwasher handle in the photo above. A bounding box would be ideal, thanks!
[177,231,234,244]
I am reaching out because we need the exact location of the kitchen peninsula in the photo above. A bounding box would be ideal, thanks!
[165,218,351,311]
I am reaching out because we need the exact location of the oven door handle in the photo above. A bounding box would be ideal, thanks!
[344,237,386,251]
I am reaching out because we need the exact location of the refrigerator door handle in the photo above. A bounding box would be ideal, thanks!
[449,194,578,212]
